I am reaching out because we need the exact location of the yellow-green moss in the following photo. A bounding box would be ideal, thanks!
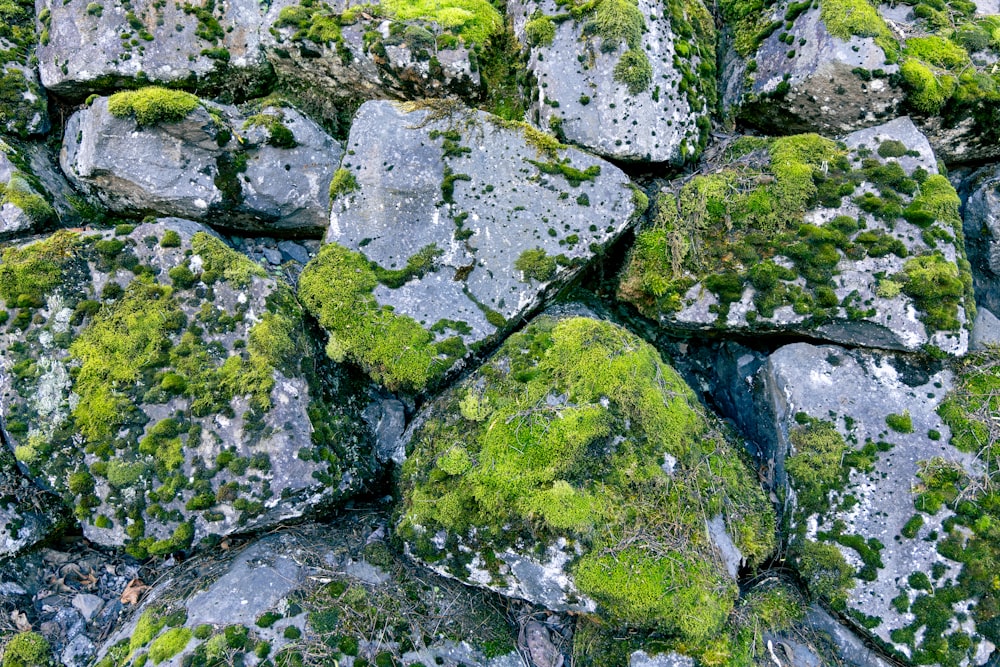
[328,168,359,199]
[107,87,201,126]
[0,230,79,307]
[190,231,265,288]
[147,628,192,664]
[379,0,502,44]
[821,0,898,60]
[2,632,53,667]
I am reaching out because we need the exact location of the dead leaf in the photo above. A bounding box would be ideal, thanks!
[77,569,98,590]
[10,610,30,632]
[120,578,149,605]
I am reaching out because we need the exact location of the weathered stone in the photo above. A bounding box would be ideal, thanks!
[0,146,56,240]
[397,313,775,643]
[509,0,714,163]
[93,517,521,667]
[620,118,973,355]
[962,163,1000,315]
[303,99,641,394]
[61,95,341,235]
[749,342,995,665]
[0,219,374,555]
[0,59,49,138]
[35,0,274,98]
[0,447,63,559]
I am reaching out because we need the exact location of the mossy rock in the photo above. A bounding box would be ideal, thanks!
[397,313,775,644]
[620,118,973,356]
[0,219,373,556]
[0,145,56,239]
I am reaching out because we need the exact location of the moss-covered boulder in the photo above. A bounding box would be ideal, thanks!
[0,0,49,138]
[262,0,492,114]
[34,0,273,99]
[301,100,641,395]
[61,92,341,236]
[0,144,56,240]
[0,219,374,556]
[722,0,1000,163]
[0,445,64,559]
[620,118,974,355]
[93,517,519,667]
[749,342,998,665]
[508,0,715,163]
[397,314,775,647]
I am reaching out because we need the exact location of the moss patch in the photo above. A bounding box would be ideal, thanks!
[107,87,201,126]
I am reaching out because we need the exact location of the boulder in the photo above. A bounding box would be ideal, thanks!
[620,118,974,355]
[301,99,643,394]
[0,146,56,240]
[0,446,64,559]
[0,219,374,556]
[61,92,341,236]
[508,0,714,163]
[92,517,521,667]
[962,163,1000,315]
[396,314,776,645]
[35,0,274,98]
[748,342,998,665]
[0,59,49,138]
[721,0,1000,163]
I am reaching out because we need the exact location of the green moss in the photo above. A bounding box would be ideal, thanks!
[2,632,53,667]
[786,418,849,516]
[131,610,166,655]
[613,49,653,94]
[798,539,855,608]
[298,243,463,393]
[886,410,914,433]
[398,316,775,639]
[900,58,957,114]
[107,87,201,126]
[525,14,555,46]
[147,628,192,664]
[329,168,359,199]
[190,231,265,288]
[820,0,898,61]
[514,248,557,283]
[901,513,924,538]
[0,230,79,307]
[379,0,502,44]
[0,172,55,226]
[159,230,182,248]
[243,113,297,149]
[901,252,965,331]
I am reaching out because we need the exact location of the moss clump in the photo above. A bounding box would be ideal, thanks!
[147,628,192,664]
[613,49,653,94]
[107,87,201,126]
[885,410,914,433]
[786,418,849,515]
[159,230,182,248]
[525,14,555,46]
[191,231,265,287]
[514,248,557,283]
[298,243,465,393]
[798,539,855,608]
[901,253,965,331]
[0,230,80,307]
[820,0,898,61]
[0,172,56,227]
[328,168,359,199]
[2,632,53,667]
[379,0,502,44]
[243,113,297,149]
[398,316,775,641]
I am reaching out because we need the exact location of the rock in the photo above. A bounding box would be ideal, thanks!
[35,0,273,99]
[721,0,1000,163]
[397,313,775,642]
[92,516,521,667]
[61,93,341,236]
[0,447,64,559]
[71,594,104,622]
[302,99,642,394]
[509,0,714,163]
[620,118,974,355]
[0,146,56,240]
[0,60,49,138]
[971,307,1000,350]
[262,0,487,115]
[801,604,895,667]
[364,397,407,465]
[0,219,374,555]
[749,342,997,664]
[962,163,1000,315]
[629,651,695,667]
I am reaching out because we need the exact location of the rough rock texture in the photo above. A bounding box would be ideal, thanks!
[34,0,274,98]
[0,147,55,239]
[397,314,775,643]
[303,99,641,394]
[509,0,714,163]
[620,118,974,355]
[0,446,63,558]
[262,0,484,115]
[0,219,374,555]
[93,515,522,667]
[963,163,1000,315]
[0,57,49,138]
[722,0,1000,163]
[61,95,341,235]
[749,342,996,665]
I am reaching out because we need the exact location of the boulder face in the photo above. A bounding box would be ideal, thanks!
[620,117,975,355]
[0,447,64,558]
[397,314,776,644]
[0,220,374,557]
[721,0,1000,163]
[61,92,341,236]
[0,61,49,138]
[509,0,715,163]
[301,99,642,394]
[750,342,998,665]
[963,164,1000,316]
[93,518,520,667]
[0,147,56,240]
[34,0,274,98]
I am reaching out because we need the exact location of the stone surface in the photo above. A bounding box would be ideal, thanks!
[0,446,63,559]
[0,219,374,555]
[971,307,1000,350]
[620,118,973,355]
[35,0,274,98]
[0,58,49,138]
[61,96,341,235]
[93,515,523,667]
[397,313,775,642]
[509,0,714,163]
[0,146,56,240]
[963,163,1000,315]
[305,99,640,394]
[749,342,994,664]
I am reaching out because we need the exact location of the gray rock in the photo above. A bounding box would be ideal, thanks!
[310,100,639,393]
[0,59,49,137]
[971,307,1000,350]
[364,397,407,464]
[750,342,993,663]
[963,164,1000,315]
[35,0,273,98]
[94,518,519,667]
[61,97,341,235]
[0,220,374,553]
[0,146,55,240]
[802,604,895,667]
[509,0,713,163]
[629,651,695,667]
[0,447,63,559]
[277,240,311,265]
[71,593,105,621]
